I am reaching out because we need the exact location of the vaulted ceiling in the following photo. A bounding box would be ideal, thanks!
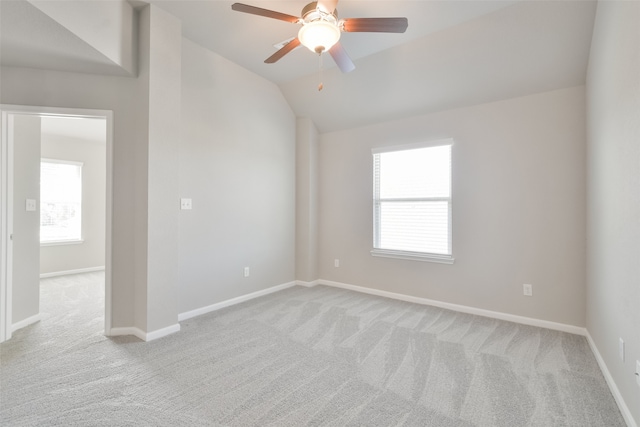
[0,0,597,132]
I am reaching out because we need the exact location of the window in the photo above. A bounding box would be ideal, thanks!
[372,140,453,263]
[40,159,83,244]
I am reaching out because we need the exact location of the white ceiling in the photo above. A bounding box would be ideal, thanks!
[280,0,597,131]
[149,0,523,84]
[41,116,107,145]
[0,0,597,132]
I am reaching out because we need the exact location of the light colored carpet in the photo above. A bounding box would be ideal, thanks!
[0,272,625,426]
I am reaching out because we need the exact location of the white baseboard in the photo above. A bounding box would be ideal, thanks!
[109,281,300,340]
[178,281,297,322]
[586,331,638,427]
[295,279,319,288]
[109,327,147,341]
[12,313,41,332]
[108,323,181,342]
[318,279,587,336]
[145,323,181,341]
[40,266,105,279]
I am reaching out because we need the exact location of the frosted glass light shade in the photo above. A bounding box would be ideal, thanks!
[298,20,340,53]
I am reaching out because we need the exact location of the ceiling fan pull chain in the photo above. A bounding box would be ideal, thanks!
[318,53,324,91]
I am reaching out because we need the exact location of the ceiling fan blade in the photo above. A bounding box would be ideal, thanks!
[231,3,300,23]
[329,42,355,73]
[317,0,339,13]
[342,17,408,33]
[264,37,301,63]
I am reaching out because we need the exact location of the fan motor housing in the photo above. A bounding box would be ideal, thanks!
[301,1,338,22]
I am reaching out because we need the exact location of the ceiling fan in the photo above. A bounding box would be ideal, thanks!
[231,1,408,74]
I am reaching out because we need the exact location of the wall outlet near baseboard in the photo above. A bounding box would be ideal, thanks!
[636,360,640,387]
[523,284,533,296]
[243,267,250,277]
[619,337,625,362]
[334,259,340,268]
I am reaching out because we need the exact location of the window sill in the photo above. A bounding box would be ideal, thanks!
[41,239,84,247]
[371,249,454,264]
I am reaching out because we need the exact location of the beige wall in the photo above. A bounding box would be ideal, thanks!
[40,132,106,275]
[2,11,298,335]
[11,115,41,324]
[317,86,587,327]
[1,66,142,329]
[296,117,319,283]
[136,4,182,334]
[177,38,296,314]
[586,1,640,424]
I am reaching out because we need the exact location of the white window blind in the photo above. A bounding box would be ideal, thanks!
[372,141,453,263]
[40,159,83,244]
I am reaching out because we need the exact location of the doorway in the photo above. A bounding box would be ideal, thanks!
[0,105,113,343]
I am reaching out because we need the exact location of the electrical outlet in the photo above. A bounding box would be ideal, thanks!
[334,259,340,268]
[243,267,250,277]
[636,360,640,387]
[180,198,192,210]
[619,338,625,362]
[523,284,533,296]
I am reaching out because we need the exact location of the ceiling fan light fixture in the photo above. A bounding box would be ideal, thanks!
[298,20,340,53]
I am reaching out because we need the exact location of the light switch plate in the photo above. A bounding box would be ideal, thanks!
[636,360,640,387]
[180,198,192,210]
[25,199,36,211]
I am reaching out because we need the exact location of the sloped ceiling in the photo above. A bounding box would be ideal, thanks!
[279,0,597,131]
[0,0,132,76]
[0,0,597,132]
[149,0,523,84]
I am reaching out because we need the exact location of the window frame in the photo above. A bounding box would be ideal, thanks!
[40,158,84,246]
[371,139,454,264]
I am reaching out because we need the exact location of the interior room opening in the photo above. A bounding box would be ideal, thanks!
[1,106,113,343]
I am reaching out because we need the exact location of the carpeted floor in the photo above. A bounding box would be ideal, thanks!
[0,272,625,426]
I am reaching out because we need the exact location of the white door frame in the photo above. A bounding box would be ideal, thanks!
[0,105,114,343]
